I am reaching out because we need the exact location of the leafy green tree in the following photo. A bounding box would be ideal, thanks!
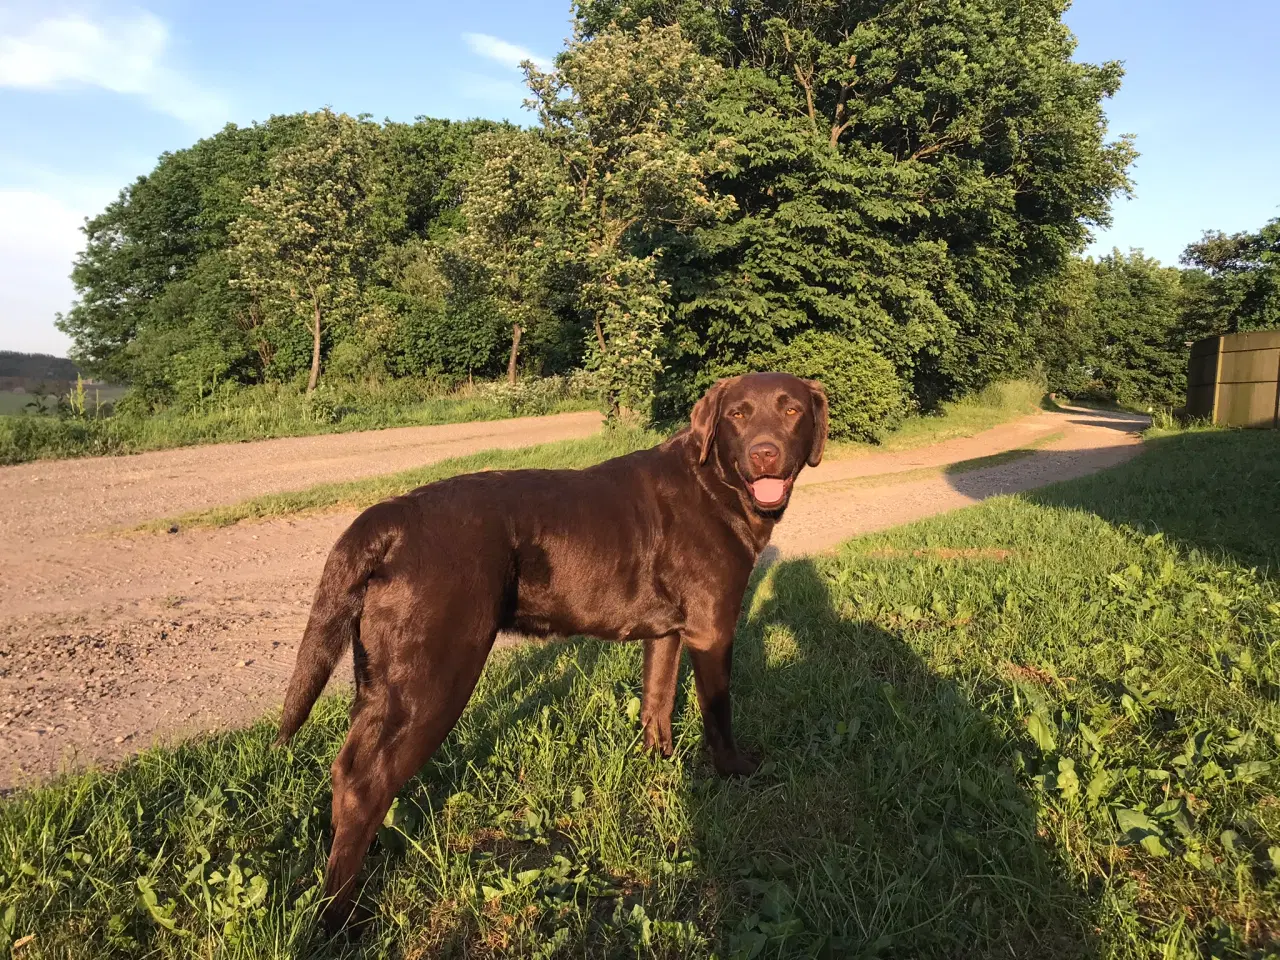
[57,114,499,395]
[1181,218,1280,334]
[452,129,560,384]
[57,115,309,386]
[229,110,381,393]
[575,0,1135,411]
[1035,251,1188,406]
[524,19,735,419]
[378,242,512,382]
[1025,257,1101,397]
[1092,251,1191,406]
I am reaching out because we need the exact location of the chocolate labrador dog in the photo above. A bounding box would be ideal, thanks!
[277,372,828,925]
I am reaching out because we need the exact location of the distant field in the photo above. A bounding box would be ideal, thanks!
[0,385,127,416]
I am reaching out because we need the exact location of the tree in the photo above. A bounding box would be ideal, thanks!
[229,110,381,393]
[57,114,500,395]
[1025,257,1100,397]
[575,0,1136,411]
[524,19,735,419]
[452,129,560,384]
[1181,218,1280,334]
[1032,251,1190,406]
[57,115,309,387]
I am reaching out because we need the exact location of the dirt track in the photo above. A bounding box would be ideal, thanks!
[0,405,1147,787]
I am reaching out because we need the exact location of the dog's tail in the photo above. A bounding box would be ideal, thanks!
[276,507,398,745]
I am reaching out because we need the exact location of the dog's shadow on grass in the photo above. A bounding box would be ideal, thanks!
[686,555,1101,958]
[306,558,1101,958]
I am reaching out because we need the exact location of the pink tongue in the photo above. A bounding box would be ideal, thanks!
[751,478,787,504]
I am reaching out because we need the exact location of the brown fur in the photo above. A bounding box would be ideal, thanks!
[277,372,828,927]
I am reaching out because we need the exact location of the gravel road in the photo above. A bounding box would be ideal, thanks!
[0,404,1147,787]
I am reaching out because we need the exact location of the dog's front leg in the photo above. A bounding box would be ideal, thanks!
[641,634,681,756]
[686,637,759,777]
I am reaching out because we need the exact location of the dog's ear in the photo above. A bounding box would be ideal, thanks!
[804,379,829,467]
[690,378,732,465]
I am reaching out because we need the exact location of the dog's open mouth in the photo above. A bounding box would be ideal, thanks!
[748,476,792,508]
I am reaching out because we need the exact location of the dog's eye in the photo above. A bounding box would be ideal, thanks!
[729,410,745,419]
[786,407,799,416]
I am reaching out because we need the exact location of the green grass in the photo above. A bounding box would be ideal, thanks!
[141,429,663,533]
[831,378,1047,457]
[1028,427,1280,575]
[5,429,1278,958]
[148,378,1050,533]
[0,377,597,466]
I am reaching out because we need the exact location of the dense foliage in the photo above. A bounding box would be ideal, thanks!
[1032,222,1280,407]
[48,2,1273,422]
[574,0,1135,415]
[767,330,906,440]
[1033,252,1190,406]
[1181,217,1280,335]
[54,115,527,404]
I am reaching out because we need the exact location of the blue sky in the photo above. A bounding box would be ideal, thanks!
[1,0,1277,356]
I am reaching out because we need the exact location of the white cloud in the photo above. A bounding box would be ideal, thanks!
[0,189,85,355]
[462,32,553,73]
[0,10,228,130]
[454,70,533,107]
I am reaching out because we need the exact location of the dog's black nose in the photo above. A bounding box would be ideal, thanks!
[749,441,780,472]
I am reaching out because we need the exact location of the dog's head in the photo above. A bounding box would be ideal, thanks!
[690,372,828,515]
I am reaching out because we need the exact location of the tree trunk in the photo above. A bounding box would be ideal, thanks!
[307,300,322,394]
[507,322,523,385]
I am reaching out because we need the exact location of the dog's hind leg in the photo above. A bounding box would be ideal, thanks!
[320,599,498,931]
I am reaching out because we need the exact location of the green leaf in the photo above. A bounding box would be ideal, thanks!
[1115,808,1169,856]
[1220,830,1241,857]
[1056,757,1080,802]
[625,697,641,724]
[1086,769,1116,807]
[136,877,178,931]
[1026,711,1057,753]
[1152,798,1195,838]
[1232,760,1270,783]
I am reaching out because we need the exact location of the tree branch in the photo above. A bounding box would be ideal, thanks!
[783,33,819,135]
[829,57,858,149]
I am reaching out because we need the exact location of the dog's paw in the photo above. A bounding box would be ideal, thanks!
[642,718,674,758]
[322,898,375,938]
[713,748,761,778]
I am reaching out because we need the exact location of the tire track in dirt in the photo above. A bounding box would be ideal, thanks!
[0,405,1147,788]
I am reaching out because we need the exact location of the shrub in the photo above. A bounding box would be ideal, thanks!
[764,331,906,442]
[471,371,605,417]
